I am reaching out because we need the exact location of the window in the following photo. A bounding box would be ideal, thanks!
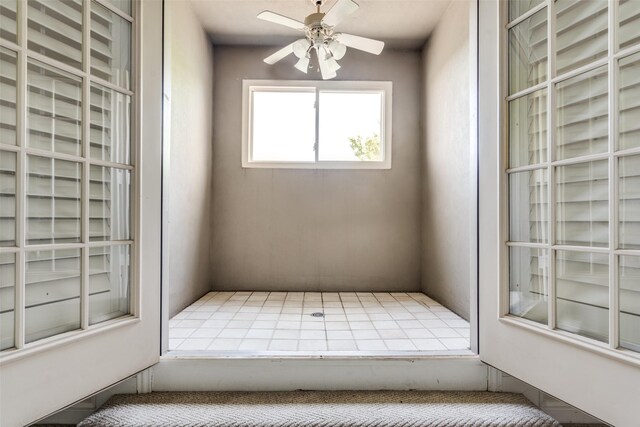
[0,0,135,352]
[242,80,392,169]
[505,0,640,353]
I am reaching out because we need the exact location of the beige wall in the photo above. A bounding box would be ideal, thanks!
[211,46,422,292]
[421,1,472,320]
[166,3,214,317]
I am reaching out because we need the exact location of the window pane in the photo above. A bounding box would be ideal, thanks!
[619,155,640,250]
[91,1,132,90]
[0,0,17,43]
[556,160,608,248]
[28,0,83,70]
[25,248,81,343]
[620,255,640,352]
[556,66,608,161]
[555,0,608,76]
[89,244,130,325]
[509,246,549,324]
[509,7,548,94]
[0,252,15,351]
[90,83,131,164]
[90,165,130,241]
[104,0,131,16]
[618,52,640,151]
[251,90,316,162]
[509,0,544,22]
[27,156,82,245]
[27,60,82,156]
[0,47,17,146]
[556,250,608,343]
[509,169,548,243]
[618,0,640,51]
[0,150,16,247]
[318,92,383,162]
[509,89,547,168]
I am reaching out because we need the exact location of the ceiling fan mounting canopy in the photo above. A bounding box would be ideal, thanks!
[257,0,385,80]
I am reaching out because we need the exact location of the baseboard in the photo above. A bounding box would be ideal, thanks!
[151,356,488,391]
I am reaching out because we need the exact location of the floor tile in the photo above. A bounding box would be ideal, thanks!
[356,340,387,351]
[170,291,471,355]
[269,340,298,351]
[273,329,301,339]
[208,338,241,351]
[440,338,470,350]
[217,328,248,339]
[430,328,461,338]
[384,339,418,351]
[378,329,408,339]
[327,330,354,340]
[177,338,213,350]
[412,339,447,351]
[190,328,222,338]
[328,340,357,351]
[298,340,328,351]
[238,339,270,350]
[245,329,274,339]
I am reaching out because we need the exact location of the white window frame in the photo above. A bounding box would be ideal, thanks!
[0,0,140,359]
[242,79,392,169]
[502,0,640,361]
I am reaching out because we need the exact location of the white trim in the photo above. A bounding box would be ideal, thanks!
[241,79,393,170]
[479,1,640,424]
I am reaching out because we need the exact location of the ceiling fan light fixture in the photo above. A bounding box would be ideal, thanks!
[293,39,311,58]
[258,0,384,78]
[328,40,347,60]
[325,55,341,73]
[295,56,310,73]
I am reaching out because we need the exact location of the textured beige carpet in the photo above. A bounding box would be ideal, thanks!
[77,391,562,427]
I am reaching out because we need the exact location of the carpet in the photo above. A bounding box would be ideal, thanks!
[77,391,562,427]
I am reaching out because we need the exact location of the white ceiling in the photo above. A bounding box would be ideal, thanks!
[187,0,454,49]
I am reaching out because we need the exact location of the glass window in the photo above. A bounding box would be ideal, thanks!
[27,60,82,156]
[91,1,132,90]
[619,155,640,250]
[0,252,15,350]
[508,8,548,95]
[0,47,17,146]
[89,165,130,242]
[0,0,17,43]
[0,150,16,247]
[556,160,608,248]
[25,249,81,344]
[555,66,608,161]
[509,89,547,168]
[250,89,316,163]
[556,250,609,343]
[618,52,640,152]
[89,245,130,325]
[27,0,83,70]
[509,169,548,244]
[245,81,392,168]
[318,91,383,162]
[509,246,549,324]
[555,0,608,76]
[619,256,640,352]
[618,0,640,51]
[90,83,132,164]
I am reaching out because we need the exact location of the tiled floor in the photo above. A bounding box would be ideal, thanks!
[168,292,472,355]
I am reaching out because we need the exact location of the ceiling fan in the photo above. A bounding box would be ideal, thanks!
[258,0,385,80]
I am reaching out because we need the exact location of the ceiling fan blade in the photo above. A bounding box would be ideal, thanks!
[317,48,337,80]
[323,0,359,27]
[335,33,384,55]
[257,11,305,30]
[264,43,295,65]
